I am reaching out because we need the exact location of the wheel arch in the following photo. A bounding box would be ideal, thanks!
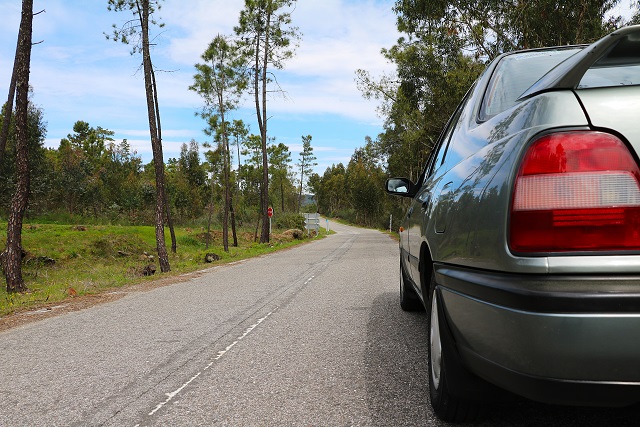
[419,241,434,305]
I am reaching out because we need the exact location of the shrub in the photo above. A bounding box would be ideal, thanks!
[273,212,305,230]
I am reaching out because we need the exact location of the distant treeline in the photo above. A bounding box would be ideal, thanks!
[0,113,311,228]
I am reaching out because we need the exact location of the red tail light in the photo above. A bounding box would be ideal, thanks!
[510,131,640,253]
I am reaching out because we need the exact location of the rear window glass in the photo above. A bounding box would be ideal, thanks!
[579,65,640,88]
[579,34,640,88]
[481,48,581,120]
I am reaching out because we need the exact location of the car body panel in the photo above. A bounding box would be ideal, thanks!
[388,25,640,408]
[435,262,640,404]
[577,86,640,149]
[441,287,640,382]
[427,91,590,273]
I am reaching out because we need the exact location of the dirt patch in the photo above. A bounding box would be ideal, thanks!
[0,268,213,333]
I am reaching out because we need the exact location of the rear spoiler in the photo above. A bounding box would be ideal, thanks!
[518,25,640,100]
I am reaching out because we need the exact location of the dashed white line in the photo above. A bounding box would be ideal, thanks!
[144,275,315,421]
[147,310,274,417]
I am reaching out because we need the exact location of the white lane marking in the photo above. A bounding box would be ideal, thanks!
[145,275,315,420]
[147,310,274,417]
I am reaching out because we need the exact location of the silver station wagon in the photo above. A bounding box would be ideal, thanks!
[386,25,640,422]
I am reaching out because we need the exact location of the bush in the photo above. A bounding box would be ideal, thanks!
[273,212,305,230]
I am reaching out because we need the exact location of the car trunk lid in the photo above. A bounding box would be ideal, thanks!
[576,86,640,153]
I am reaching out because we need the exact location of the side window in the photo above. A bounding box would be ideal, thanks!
[433,110,461,168]
[424,87,474,181]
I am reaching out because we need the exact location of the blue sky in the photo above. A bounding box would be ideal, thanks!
[0,0,401,175]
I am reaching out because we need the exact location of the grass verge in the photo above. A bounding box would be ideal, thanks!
[0,223,326,317]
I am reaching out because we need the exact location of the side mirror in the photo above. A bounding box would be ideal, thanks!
[386,177,416,198]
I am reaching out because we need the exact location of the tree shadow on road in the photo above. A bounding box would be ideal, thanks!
[364,292,432,425]
[364,292,640,426]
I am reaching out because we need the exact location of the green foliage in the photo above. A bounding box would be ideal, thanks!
[234,0,301,71]
[91,233,147,257]
[346,143,386,226]
[190,34,247,117]
[296,135,317,211]
[309,163,347,216]
[347,0,630,230]
[105,0,165,54]
[273,212,304,230]
[0,101,49,216]
[234,0,302,242]
[269,142,294,212]
[393,0,623,60]
[166,140,207,220]
[0,221,327,316]
[313,139,388,228]
[177,234,204,248]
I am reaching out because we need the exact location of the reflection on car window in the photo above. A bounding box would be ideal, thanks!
[424,86,476,182]
[579,65,640,88]
[579,35,640,88]
[429,103,465,179]
[481,49,580,119]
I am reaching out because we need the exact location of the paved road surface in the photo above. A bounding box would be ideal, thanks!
[1,220,639,426]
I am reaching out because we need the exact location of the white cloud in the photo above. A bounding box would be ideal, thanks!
[155,0,398,122]
[1,0,398,171]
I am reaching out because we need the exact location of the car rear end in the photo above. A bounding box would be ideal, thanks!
[439,26,640,407]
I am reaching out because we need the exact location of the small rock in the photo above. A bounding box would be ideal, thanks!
[142,264,156,276]
[204,253,221,263]
[27,256,55,266]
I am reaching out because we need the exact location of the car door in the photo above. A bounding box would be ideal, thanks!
[405,111,460,283]
[406,91,475,283]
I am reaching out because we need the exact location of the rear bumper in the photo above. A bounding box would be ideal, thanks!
[436,264,640,406]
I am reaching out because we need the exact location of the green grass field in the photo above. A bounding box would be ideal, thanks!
[0,222,323,316]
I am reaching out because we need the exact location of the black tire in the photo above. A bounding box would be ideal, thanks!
[427,271,482,422]
[400,261,423,311]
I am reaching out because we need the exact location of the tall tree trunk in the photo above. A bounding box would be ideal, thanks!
[151,66,176,254]
[2,0,33,293]
[230,192,238,247]
[220,108,230,253]
[205,167,216,250]
[258,11,272,243]
[0,48,18,166]
[232,141,239,247]
[280,176,285,213]
[139,0,169,272]
[254,214,261,243]
[165,201,176,253]
[298,163,304,212]
[206,201,213,250]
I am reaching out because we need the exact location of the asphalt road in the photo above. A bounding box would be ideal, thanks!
[1,220,640,426]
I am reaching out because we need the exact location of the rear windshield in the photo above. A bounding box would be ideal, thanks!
[578,34,640,89]
[481,48,581,120]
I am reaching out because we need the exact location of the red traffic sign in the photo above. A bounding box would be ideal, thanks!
[267,207,273,218]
